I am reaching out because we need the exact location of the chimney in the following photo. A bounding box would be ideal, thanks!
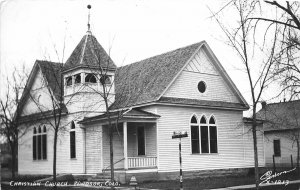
[261,101,267,109]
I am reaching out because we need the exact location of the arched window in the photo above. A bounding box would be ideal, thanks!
[85,73,97,83]
[74,74,81,84]
[33,126,47,160]
[200,116,209,153]
[66,76,72,86]
[70,121,76,158]
[209,116,216,124]
[209,116,218,153]
[190,115,199,153]
[190,115,218,154]
[200,116,207,124]
[191,115,197,124]
[100,75,111,85]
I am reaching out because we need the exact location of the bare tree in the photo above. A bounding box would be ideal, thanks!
[0,66,29,179]
[210,0,280,188]
[247,1,300,100]
[82,31,131,186]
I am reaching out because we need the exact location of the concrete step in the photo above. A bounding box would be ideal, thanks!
[88,173,112,182]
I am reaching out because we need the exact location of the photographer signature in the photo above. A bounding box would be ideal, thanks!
[260,167,296,186]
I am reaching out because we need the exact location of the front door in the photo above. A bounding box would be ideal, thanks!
[137,126,145,156]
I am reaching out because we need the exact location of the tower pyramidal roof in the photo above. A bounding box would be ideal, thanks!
[63,5,116,72]
[63,33,116,72]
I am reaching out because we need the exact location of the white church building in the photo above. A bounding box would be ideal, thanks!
[17,27,265,183]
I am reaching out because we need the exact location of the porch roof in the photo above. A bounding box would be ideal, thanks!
[78,108,160,125]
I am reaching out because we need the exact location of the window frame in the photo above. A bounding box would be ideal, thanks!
[74,73,81,84]
[190,114,218,154]
[190,115,200,154]
[66,76,72,86]
[85,73,97,83]
[273,139,281,157]
[100,75,112,85]
[33,126,47,161]
[197,81,207,93]
[70,121,76,159]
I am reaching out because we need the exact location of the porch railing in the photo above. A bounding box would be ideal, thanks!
[128,156,157,168]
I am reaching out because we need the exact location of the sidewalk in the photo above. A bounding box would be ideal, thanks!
[208,179,300,190]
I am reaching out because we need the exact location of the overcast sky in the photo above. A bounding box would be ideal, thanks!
[0,0,284,114]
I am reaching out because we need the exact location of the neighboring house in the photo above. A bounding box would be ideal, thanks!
[257,101,300,168]
[18,29,265,183]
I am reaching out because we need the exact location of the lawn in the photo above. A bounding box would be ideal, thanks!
[138,169,300,190]
[1,167,300,190]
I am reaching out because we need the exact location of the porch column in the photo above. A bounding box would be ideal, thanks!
[123,122,128,169]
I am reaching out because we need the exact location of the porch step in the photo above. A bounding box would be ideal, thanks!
[88,173,112,182]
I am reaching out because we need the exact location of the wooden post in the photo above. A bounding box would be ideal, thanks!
[123,122,128,170]
[273,155,276,172]
[291,155,294,169]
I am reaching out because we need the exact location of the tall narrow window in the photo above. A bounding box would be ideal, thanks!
[201,125,209,153]
[274,139,281,157]
[37,127,42,159]
[70,121,76,159]
[191,115,200,153]
[33,128,37,160]
[200,116,209,153]
[137,127,145,156]
[33,126,47,160]
[42,126,47,159]
[209,116,218,153]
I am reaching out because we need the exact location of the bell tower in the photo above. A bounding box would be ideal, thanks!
[62,5,117,115]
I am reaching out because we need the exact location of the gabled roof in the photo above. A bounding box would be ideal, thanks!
[110,41,248,110]
[110,42,204,110]
[19,60,66,118]
[63,33,116,72]
[38,60,64,101]
[257,100,300,131]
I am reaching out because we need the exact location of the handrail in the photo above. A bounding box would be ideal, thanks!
[102,157,125,173]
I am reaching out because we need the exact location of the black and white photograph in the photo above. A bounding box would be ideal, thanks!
[1,0,300,189]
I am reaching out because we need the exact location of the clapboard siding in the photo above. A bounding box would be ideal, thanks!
[18,114,84,175]
[164,71,239,103]
[21,68,55,116]
[264,131,298,167]
[85,125,102,173]
[102,127,124,170]
[163,47,239,103]
[154,105,264,172]
[65,93,115,116]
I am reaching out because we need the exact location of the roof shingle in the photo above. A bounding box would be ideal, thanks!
[38,60,63,101]
[64,33,116,72]
[257,100,300,131]
[110,41,204,109]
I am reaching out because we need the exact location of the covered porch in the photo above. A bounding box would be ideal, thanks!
[102,121,158,170]
[80,108,160,173]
